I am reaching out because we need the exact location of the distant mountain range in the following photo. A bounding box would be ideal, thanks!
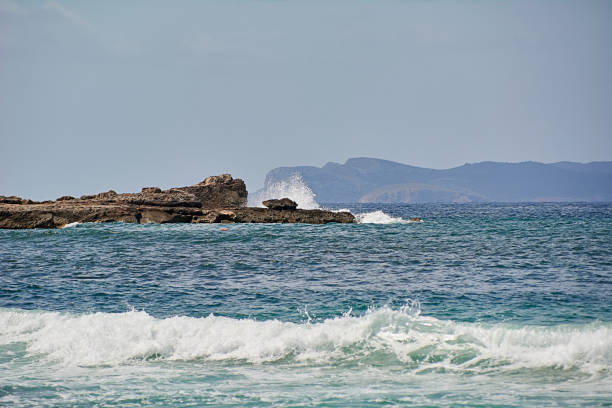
[259,158,612,203]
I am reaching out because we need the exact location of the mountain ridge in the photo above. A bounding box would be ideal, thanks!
[259,158,612,203]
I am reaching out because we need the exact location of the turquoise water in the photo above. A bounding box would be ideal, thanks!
[1,203,611,406]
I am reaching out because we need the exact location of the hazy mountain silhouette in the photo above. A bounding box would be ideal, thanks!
[260,158,612,203]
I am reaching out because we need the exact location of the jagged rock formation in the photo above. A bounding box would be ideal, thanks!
[0,196,28,205]
[73,174,247,209]
[0,175,354,229]
[173,174,248,208]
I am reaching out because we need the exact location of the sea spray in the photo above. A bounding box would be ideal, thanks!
[249,173,320,209]
[250,174,413,222]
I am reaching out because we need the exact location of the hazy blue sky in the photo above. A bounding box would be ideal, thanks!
[1,0,611,199]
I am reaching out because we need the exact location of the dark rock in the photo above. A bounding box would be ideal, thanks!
[0,174,355,228]
[233,208,354,224]
[56,196,75,201]
[96,190,118,199]
[176,173,247,208]
[142,187,162,194]
[116,189,202,208]
[193,210,237,224]
[0,201,354,228]
[138,208,195,224]
[80,175,247,209]
[202,174,233,185]
[262,198,298,210]
[0,195,23,204]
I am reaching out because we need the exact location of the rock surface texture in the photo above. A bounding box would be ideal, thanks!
[262,198,298,210]
[0,175,354,228]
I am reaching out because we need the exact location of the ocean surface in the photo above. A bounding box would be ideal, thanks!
[1,203,611,407]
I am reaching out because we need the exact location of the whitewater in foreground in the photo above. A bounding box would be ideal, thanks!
[2,305,609,370]
[1,202,610,406]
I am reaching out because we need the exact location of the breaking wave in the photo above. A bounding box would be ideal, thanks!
[1,307,610,374]
[249,173,320,210]
[249,174,417,223]
[355,210,409,224]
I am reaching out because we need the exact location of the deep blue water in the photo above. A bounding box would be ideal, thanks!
[1,203,611,406]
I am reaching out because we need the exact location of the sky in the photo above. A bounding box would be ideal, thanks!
[1,0,611,200]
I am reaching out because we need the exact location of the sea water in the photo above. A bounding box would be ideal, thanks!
[1,203,611,407]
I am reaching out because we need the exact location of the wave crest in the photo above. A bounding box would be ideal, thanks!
[1,307,610,374]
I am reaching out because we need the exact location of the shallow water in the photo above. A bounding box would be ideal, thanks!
[1,203,611,406]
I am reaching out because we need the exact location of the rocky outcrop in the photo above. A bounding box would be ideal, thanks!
[56,196,76,201]
[232,208,354,224]
[0,175,354,228]
[174,174,247,209]
[0,195,24,204]
[0,202,354,228]
[68,174,246,209]
[262,198,298,210]
[141,187,162,194]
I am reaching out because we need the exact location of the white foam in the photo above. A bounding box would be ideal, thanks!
[249,173,320,209]
[61,222,81,228]
[355,210,408,224]
[332,208,352,213]
[1,307,610,374]
[249,176,423,225]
